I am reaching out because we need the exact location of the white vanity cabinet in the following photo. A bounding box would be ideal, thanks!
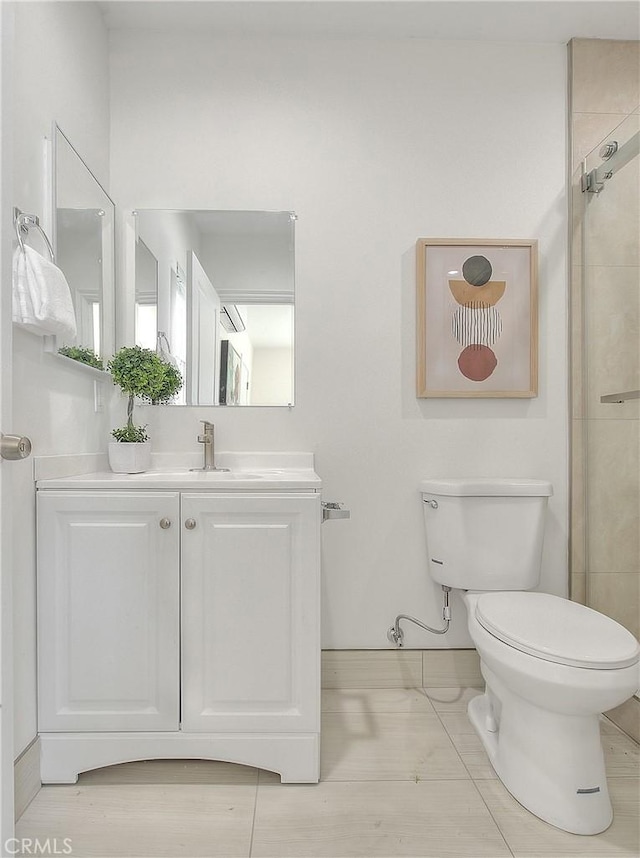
[36,477,321,784]
[181,493,320,733]
[37,491,181,733]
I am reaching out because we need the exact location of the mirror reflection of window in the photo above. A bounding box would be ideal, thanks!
[134,305,157,351]
[92,302,101,357]
[133,210,295,407]
[134,238,158,351]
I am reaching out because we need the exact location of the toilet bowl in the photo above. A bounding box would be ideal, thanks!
[420,478,640,835]
[463,591,639,835]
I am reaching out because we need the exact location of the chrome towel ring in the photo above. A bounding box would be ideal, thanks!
[13,207,55,262]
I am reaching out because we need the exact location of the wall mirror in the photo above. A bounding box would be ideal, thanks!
[133,209,295,406]
[52,124,116,364]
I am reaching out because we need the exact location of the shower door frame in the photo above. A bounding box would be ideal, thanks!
[575,113,640,705]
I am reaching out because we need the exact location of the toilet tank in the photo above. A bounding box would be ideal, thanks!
[421,479,553,591]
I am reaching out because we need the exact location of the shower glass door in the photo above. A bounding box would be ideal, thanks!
[581,113,639,669]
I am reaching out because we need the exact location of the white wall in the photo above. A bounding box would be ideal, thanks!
[251,347,294,405]
[110,33,569,651]
[198,233,294,302]
[9,1,112,756]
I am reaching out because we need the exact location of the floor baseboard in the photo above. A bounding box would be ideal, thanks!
[15,737,41,821]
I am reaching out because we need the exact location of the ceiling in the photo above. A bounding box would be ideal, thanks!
[98,1,640,42]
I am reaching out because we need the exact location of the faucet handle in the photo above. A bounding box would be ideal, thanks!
[198,420,214,444]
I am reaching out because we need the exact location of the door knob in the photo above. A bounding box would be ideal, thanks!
[0,434,32,460]
[159,518,172,529]
[185,519,197,530]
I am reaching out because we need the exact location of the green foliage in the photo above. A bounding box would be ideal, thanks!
[111,424,149,444]
[108,346,183,443]
[108,346,182,404]
[58,345,104,371]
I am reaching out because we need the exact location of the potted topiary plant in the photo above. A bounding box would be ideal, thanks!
[107,345,183,474]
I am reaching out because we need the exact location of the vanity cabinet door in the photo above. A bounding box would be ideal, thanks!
[37,491,180,732]
[181,493,321,733]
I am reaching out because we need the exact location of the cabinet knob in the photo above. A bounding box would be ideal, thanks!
[185,518,197,530]
[159,518,172,529]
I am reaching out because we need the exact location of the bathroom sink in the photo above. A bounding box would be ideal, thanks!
[33,453,321,490]
[193,471,267,480]
[137,469,267,480]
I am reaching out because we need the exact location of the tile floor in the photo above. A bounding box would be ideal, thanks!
[16,687,640,857]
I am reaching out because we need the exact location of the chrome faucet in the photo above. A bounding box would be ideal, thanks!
[191,421,230,472]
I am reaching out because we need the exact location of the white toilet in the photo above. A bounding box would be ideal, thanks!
[421,478,640,836]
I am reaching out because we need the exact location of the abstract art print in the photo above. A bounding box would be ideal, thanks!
[416,238,538,398]
[219,339,242,405]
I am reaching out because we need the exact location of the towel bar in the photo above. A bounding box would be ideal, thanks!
[13,207,55,262]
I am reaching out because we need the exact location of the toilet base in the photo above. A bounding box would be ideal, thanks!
[468,682,613,835]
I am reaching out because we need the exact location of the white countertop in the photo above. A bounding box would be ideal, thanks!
[36,470,321,491]
[36,452,322,492]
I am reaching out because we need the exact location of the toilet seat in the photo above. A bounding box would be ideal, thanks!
[475,592,640,669]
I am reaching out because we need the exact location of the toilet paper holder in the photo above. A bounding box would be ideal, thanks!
[322,502,350,523]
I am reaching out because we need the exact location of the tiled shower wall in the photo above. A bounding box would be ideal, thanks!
[569,38,640,741]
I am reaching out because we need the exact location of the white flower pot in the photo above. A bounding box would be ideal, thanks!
[108,441,152,474]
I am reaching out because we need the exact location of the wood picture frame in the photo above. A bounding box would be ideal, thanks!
[416,238,538,398]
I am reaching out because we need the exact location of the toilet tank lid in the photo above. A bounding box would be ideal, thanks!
[420,478,553,497]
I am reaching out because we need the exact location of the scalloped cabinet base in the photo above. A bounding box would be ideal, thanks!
[36,486,321,784]
[39,733,319,785]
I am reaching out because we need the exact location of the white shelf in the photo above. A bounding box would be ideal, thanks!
[49,350,111,382]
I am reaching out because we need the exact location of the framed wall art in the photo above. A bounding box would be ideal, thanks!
[219,339,242,406]
[416,238,538,398]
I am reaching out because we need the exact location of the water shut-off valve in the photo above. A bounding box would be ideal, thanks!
[387,585,452,647]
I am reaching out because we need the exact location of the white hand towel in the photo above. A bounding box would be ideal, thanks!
[12,245,77,340]
[156,332,181,372]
